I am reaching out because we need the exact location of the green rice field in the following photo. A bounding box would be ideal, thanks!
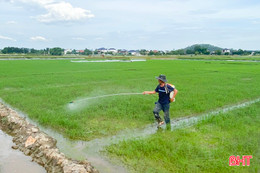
[0,59,259,142]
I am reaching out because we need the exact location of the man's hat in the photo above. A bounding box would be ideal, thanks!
[156,74,167,82]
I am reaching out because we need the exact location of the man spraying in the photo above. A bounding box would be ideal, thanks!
[143,74,178,127]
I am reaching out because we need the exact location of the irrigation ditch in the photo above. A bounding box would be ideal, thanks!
[0,129,46,173]
[0,97,259,173]
[0,101,98,173]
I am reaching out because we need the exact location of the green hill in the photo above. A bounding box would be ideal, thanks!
[184,44,223,52]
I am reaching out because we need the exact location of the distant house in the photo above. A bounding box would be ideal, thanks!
[128,50,140,56]
[118,49,128,55]
[76,50,84,54]
[97,47,107,53]
[108,48,117,54]
[64,49,72,54]
[222,48,231,54]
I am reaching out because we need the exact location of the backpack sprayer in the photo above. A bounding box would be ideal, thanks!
[165,83,176,102]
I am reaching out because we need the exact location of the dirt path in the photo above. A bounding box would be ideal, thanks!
[1,98,259,173]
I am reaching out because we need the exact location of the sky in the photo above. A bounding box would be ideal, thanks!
[0,0,260,50]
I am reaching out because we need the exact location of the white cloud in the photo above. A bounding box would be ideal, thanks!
[8,0,94,23]
[37,2,94,23]
[0,35,16,41]
[30,36,47,41]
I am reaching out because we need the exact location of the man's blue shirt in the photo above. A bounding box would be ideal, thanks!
[155,84,174,105]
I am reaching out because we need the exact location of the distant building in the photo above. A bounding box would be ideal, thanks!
[128,50,140,56]
[76,50,84,54]
[107,48,117,54]
[97,47,107,53]
[118,49,128,55]
[64,49,72,54]
[222,49,231,54]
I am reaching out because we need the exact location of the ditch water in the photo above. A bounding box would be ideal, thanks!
[1,98,259,173]
[0,129,46,173]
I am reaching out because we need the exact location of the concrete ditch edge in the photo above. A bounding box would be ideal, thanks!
[0,103,98,173]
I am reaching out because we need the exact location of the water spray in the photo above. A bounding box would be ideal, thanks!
[69,93,143,104]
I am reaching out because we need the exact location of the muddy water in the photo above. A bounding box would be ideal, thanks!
[0,130,46,173]
[1,98,259,173]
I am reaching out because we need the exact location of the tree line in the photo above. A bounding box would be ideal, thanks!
[0,47,64,56]
[0,46,259,56]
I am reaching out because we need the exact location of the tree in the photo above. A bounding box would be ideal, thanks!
[168,49,185,55]
[186,49,194,54]
[224,52,230,55]
[204,50,210,55]
[93,50,99,55]
[175,49,185,55]
[215,50,222,55]
[50,47,63,56]
[194,45,208,55]
[30,48,39,54]
[71,49,77,54]
[1,47,29,54]
[237,49,244,55]
[148,50,155,56]
[83,49,92,55]
[140,49,147,55]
